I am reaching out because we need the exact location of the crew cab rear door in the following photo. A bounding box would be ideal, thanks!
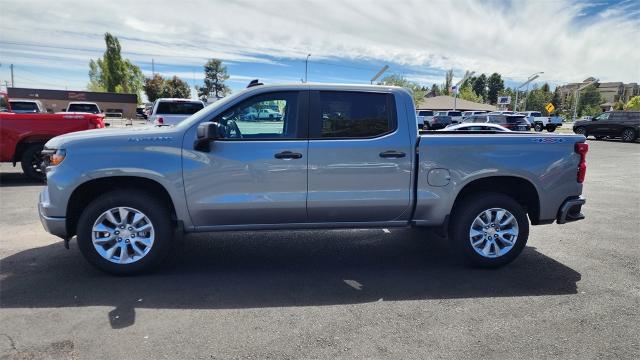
[306,90,413,222]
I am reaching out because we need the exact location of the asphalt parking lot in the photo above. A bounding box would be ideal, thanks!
[1,139,638,360]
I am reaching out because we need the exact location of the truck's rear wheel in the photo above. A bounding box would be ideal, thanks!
[449,193,529,268]
[77,190,173,275]
[20,144,45,181]
[546,125,556,132]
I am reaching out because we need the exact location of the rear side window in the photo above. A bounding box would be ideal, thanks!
[472,115,487,123]
[488,115,505,124]
[317,91,396,138]
[68,104,100,113]
[418,110,433,116]
[507,116,527,124]
[530,112,542,117]
[10,101,39,112]
[156,101,204,115]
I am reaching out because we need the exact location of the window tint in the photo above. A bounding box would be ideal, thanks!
[473,115,487,123]
[216,91,299,139]
[10,101,39,112]
[156,101,203,115]
[448,111,462,116]
[488,115,505,124]
[530,112,542,117]
[506,115,527,124]
[418,110,433,116]
[318,91,395,138]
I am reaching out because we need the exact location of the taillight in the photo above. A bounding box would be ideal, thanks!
[575,142,588,183]
[156,117,164,125]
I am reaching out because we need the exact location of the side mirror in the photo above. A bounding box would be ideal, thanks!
[194,121,222,152]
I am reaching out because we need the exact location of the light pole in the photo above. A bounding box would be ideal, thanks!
[370,65,389,84]
[573,78,598,121]
[304,54,311,83]
[515,72,543,112]
[453,70,475,110]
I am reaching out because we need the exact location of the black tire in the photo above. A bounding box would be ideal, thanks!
[77,190,174,275]
[546,126,556,133]
[574,127,586,136]
[20,144,45,181]
[621,128,637,142]
[534,123,544,132]
[449,192,529,268]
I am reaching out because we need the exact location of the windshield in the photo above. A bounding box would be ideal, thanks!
[68,104,100,113]
[594,113,609,120]
[156,101,204,115]
[0,95,9,112]
[10,101,39,112]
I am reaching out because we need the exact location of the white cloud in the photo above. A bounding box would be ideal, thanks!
[1,0,638,88]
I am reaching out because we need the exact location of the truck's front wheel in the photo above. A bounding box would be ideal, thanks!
[449,193,529,268]
[534,123,544,132]
[76,190,173,275]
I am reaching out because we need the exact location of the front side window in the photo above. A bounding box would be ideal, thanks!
[593,113,610,121]
[215,91,299,139]
[317,91,395,138]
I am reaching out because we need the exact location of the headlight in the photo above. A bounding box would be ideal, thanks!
[42,148,66,167]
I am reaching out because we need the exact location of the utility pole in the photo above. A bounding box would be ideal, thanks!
[514,72,543,112]
[370,65,390,84]
[304,54,311,83]
[10,64,14,87]
[453,70,475,110]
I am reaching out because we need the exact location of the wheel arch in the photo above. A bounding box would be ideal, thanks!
[66,176,178,238]
[451,176,541,225]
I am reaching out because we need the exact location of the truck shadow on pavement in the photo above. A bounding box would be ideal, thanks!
[0,228,581,329]
[0,171,43,187]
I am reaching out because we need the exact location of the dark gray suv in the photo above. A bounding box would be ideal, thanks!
[573,111,640,142]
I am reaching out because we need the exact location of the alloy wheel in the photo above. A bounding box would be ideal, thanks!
[91,207,155,264]
[469,208,519,258]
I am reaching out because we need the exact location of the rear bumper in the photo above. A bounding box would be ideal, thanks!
[556,196,586,224]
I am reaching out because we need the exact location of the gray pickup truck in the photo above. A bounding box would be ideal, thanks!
[38,84,588,274]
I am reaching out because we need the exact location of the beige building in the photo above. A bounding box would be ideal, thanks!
[7,87,138,118]
[557,78,639,110]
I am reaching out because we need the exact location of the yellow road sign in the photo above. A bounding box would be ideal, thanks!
[545,102,555,114]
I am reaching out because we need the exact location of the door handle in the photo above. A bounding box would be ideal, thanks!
[379,150,406,158]
[274,151,303,159]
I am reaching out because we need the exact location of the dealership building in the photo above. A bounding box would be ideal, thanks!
[7,87,138,118]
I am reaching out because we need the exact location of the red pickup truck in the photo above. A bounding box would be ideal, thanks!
[0,92,106,180]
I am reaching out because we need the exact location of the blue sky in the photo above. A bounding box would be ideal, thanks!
[1,0,638,97]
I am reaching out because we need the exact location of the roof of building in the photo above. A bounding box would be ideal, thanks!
[416,95,496,111]
[7,87,137,103]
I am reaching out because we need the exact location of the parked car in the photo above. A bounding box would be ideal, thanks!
[416,110,434,129]
[519,111,562,132]
[573,111,640,142]
[442,123,510,132]
[257,108,282,121]
[423,115,452,129]
[469,114,531,131]
[65,102,102,114]
[8,99,47,114]
[0,92,105,180]
[136,106,147,120]
[462,111,487,121]
[148,98,205,125]
[38,84,588,274]
[435,110,463,124]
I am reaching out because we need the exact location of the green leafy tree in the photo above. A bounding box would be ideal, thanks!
[162,76,191,98]
[378,74,425,104]
[577,85,603,116]
[143,74,165,102]
[486,73,504,105]
[459,85,483,103]
[441,69,454,95]
[87,33,144,102]
[197,59,230,101]
[472,74,487,101]
[525,86,554,114]
[625,96,640,110]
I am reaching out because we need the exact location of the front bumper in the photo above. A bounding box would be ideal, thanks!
[556,196,586,224]
[38,188,67,239]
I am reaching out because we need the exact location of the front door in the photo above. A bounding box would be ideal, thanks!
[183,91,309,227]
[306,90,413,223]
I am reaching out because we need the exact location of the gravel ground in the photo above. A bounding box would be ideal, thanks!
[1,139,638,360]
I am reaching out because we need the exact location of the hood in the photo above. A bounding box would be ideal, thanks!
[45,126,178,149]
[573,119,590,127]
